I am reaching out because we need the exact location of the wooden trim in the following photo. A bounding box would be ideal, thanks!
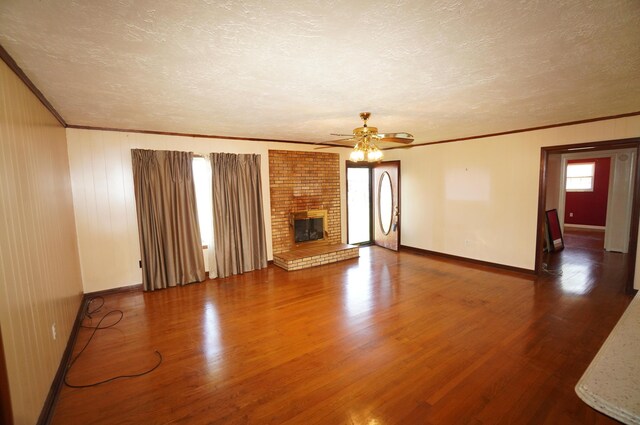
[345,161,375,168]
[36,295,86,425]
[345,161,351,245]
[0,327,13,425]
[66,125,322,146]
[0,44,66,127]
[537,137,640,293]
[628,143,640,294]
[535,148,548,275]
[85,283,143,298]
[396,161,401,249]
[543,138,640,154]
[63,111,640,150]
[401,244,536,277]
[384,111,640,151]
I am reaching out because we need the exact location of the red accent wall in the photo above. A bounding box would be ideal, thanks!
[564,158,610,226]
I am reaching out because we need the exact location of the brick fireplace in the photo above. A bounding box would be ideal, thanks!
[268,150,341,254]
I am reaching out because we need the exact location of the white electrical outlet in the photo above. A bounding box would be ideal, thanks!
[51,323,57,340]
[569,212,574,217]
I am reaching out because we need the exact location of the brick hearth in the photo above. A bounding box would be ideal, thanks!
[273,244,359,271]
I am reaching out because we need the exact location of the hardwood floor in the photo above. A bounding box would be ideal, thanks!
[51,240,633,424]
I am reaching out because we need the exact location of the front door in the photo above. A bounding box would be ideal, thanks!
[373,161,400,251]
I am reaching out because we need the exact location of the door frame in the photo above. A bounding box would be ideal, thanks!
[536,137,640,293]
[345,161,375,245]
[345,160,401,248]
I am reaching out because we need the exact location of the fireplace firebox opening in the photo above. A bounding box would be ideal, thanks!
[291,210,328,244]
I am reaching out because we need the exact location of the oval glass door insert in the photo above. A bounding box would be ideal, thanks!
[379,171,393,235]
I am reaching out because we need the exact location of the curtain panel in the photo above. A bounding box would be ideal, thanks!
[132,149,206,291]
[210,153,268,278]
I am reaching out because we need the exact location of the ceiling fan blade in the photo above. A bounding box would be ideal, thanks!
[313,137,358,150]
[317,137,356,145]
[326,113,415,147]
[378,136,414,144]
[314,143,357,150]
[382,144,413,149]
[377,132,414,139]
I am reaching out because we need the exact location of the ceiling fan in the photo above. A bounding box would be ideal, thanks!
[318,112,414,162]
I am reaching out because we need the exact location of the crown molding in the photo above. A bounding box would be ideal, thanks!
[385,111,640,151]
[65,124,324,146]
[0,44,67,127]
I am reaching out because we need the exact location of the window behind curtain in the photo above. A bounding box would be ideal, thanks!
[192,157,213,246]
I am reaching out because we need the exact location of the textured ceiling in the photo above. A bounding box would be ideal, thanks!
[1,0,639,144]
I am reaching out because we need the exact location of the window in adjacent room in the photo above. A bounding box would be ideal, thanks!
[566,162,595,192]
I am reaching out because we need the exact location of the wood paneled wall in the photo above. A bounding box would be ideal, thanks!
[0,61,83,425]
[66,129,350,293]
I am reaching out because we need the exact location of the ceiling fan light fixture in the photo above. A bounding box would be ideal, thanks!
[334,112,410,162]
[349,146,365,162]
[349,138,383,163]
[367,144,383,162]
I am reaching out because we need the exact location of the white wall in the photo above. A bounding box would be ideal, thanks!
[384,115,640,286]
[68,116,640,293]
[66,129,350,293]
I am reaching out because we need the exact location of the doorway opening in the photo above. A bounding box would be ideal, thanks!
[537,137,640,293]
[346,161,401,250]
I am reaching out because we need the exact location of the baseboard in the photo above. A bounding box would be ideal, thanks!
[85,283,143,297]
[36,294,88,425]
[400,245,536,276]
[564,224,605,231]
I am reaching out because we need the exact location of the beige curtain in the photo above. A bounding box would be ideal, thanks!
[132,149,206,291]
[211,153,268,278]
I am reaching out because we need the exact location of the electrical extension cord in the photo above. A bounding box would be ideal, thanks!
[64,296,163,388]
